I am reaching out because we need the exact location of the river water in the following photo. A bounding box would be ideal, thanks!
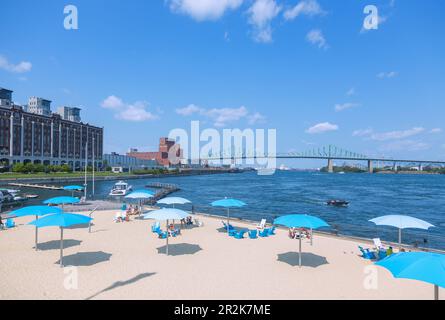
[3,171,445,250]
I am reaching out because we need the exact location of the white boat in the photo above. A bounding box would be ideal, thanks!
[109,181,133,196]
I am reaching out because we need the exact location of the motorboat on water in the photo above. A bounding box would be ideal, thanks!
[327,199,349,207]
[109,181,133,196]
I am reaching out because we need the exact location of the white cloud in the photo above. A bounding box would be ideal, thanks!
[247,0,281,43]
[377,71,398,79]
[306,29,328,49]
[0,55,32,73]
[101,95,125,110]
[306,122,338,134]
[353,128,373,137]
[430,128,442,134]
[248,112,266,125]
[206,106,249,127]
[346,88,355,96]
[379,140,430,152]
[176,104,265,127]
[167,0,243,21]
[335,102,360,112]
[353,127,425,141]
[176,104,204,116]
[283,0,325,20]
[101,96,159,122]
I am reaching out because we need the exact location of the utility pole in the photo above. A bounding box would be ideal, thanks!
[92,135,95,199]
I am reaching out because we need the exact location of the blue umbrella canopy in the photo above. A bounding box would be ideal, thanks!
[211,198,247,208]
[274,214,330,229]
[63,185,84,191]
[369,215,434,230]
[9,205,63,217]
[28,213,92,267]
[8,206,64,251]
[29,213,92,228]
[273,214,329,268]
[43,196,80,205]
[369,215,434,245]
[157,197,191,205]
[125,191,154,199]
[143,208,189,220]
[376,252,445,299]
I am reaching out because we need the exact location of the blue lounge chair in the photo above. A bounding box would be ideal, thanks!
[151,222,161,233]
[248,230,258,239]
[267,226,276,236]
[358,246,376,260]
[228,229,237,237]
[234,230,247,239]
[156,229,168,239]
[222,221,235,231]
[377,250,387,260]
[259,228,269,237]
[6,218,15,229]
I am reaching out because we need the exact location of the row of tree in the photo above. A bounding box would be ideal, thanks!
[12,163,74,174]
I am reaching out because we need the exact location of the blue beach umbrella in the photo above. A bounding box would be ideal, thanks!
[8,206,63,250]
[29,213,92,267]
[43,196,80,210]
[125,191,154,214]
[157,197,191,207]
[274,214,330,267]
[369,215,434,246]
[143,208,189,255]
[211,198,247,232]
[63,185,84,197]
[375,252,445,300]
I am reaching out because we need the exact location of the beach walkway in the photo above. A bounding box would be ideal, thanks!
[0,209,442,300]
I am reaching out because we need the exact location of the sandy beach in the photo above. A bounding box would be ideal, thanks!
[0,209,442,300]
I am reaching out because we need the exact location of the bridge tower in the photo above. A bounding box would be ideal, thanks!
[327,159,334,173]
[367,160,374,174]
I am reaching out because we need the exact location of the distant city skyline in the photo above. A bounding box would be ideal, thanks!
[2,0,445,167]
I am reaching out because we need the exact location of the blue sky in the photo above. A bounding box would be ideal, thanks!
[1,0,445,167]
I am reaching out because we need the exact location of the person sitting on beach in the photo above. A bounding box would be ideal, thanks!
[0,216,4,230]
[126,205,133,215]
[114,212,123,223]
[186,216,193,225]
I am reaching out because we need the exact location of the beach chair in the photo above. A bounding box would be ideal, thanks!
[267,226,276,236]
[234,230,247,239]
[194,218,203,227]
[222,221,235,231]
[228,229,237,237]
[358,246,376,260]
[114,212,122,223]
[5,218,15,229]
[156,229,168,239]
[248,230,258,239]
[256,219,267,230]
[377,250,387,260]
[373,238,386,250]
[151,222,160,233]
[259,228,269,237]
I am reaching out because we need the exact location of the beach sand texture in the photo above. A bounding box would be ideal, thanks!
[0,210,442,300]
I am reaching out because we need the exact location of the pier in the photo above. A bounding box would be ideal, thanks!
[7,183,63,190]
[146,182,180,202]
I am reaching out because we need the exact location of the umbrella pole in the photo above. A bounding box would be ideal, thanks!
[299,230,302,268]
[434,285,439,300]
[166,219,169,255]
[310,228,313,246]
[398,228,402,250]
[60,227,64,267]
[227,208,230,233]
[35,215,38,251]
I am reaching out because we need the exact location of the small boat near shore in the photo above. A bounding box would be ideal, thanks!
[327,200,349,207]
[109,181,133,196]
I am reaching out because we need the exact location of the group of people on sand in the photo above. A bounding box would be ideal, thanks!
[114,203,142,223]
[288,227,311,240]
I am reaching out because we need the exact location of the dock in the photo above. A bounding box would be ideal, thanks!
[146,183,180,203]
[8,183,63,190]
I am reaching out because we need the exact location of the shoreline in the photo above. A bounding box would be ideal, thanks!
[0,168,243,185]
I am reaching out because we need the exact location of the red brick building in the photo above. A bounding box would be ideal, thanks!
[127,137,181,167]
